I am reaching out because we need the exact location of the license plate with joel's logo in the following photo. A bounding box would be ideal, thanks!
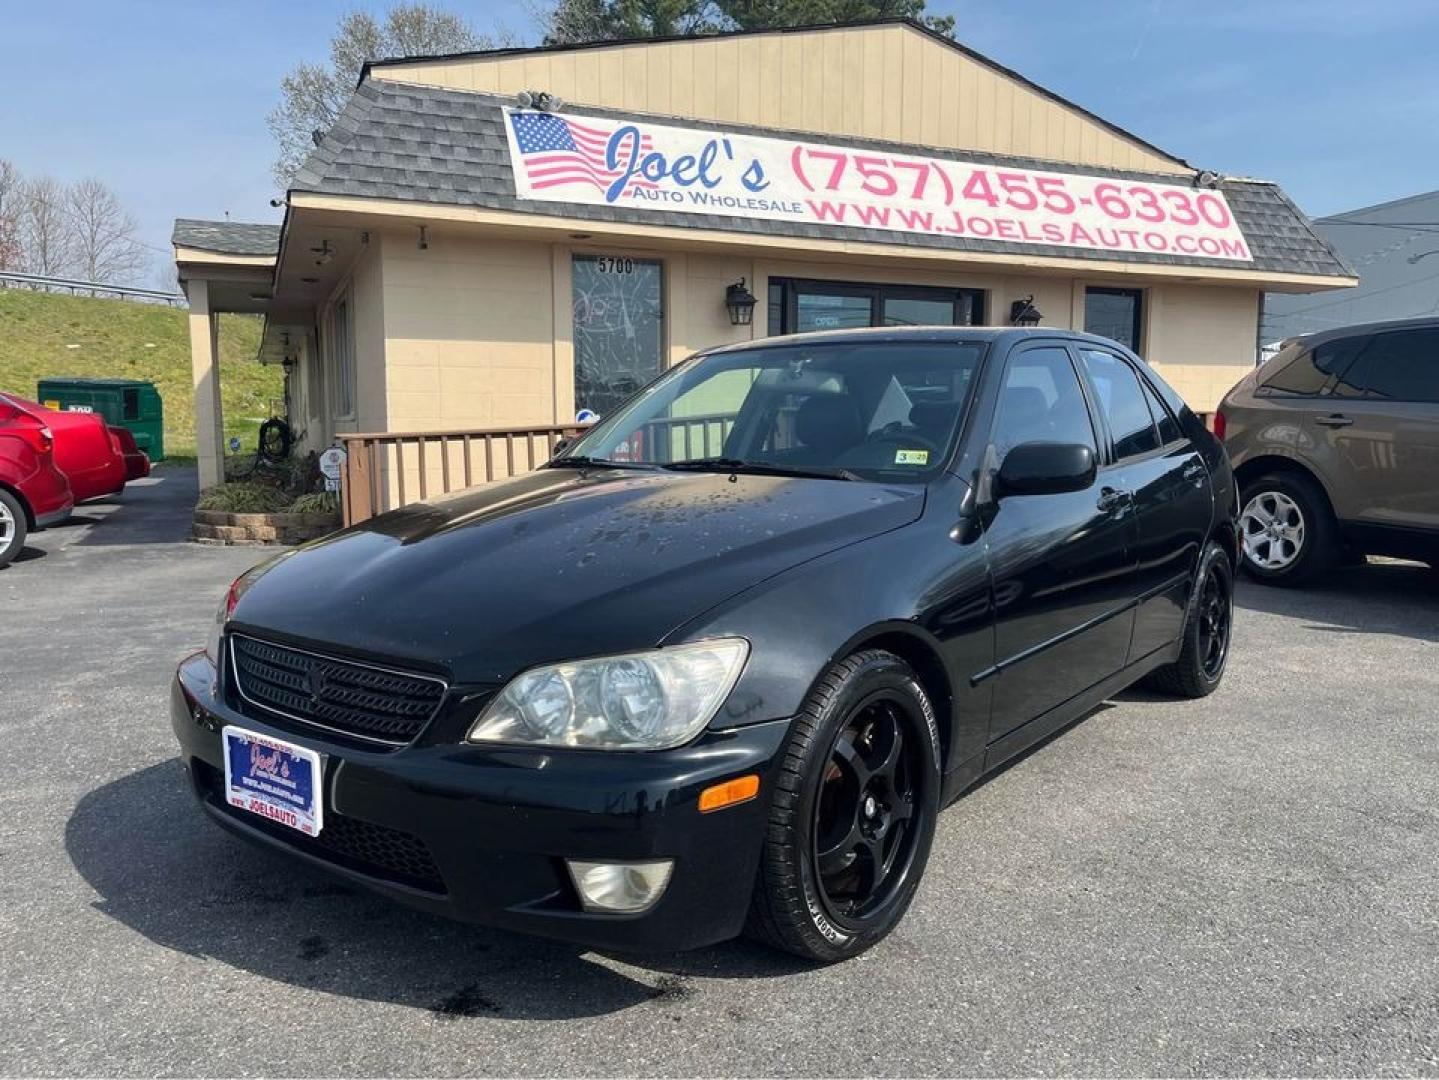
[221,726,324,836]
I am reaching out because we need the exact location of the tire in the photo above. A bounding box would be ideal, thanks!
[747,650,941,962]
[1145,541,1233,699]
[1237,471,1338,586]
[0,488,29,570]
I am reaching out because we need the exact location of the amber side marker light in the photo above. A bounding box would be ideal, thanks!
[698,774,760,813]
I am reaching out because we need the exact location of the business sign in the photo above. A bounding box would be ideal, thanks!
[504,109,1251,262]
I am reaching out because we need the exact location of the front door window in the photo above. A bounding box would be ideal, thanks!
[572,255,664,418]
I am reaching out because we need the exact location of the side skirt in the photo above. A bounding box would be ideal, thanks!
[984,639,1180,777]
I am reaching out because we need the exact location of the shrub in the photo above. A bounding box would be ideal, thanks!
[196,482,293,514]
[289,491,340,516]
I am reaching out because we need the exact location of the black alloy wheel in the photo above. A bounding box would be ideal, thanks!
[748,650,941,962]
[1196,559,1231,681]
[1144,540,1234,699]
[813,695,923,925]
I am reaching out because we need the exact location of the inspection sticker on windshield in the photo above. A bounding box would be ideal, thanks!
[221,725,324,836]
[894,449,930,466]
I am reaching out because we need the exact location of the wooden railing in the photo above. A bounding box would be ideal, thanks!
[335,412,739,526]
[338,425,578,526]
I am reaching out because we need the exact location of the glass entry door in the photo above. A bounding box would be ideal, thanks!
[795,284,875,332]
[771,278,984,336]
[572,255,664,418]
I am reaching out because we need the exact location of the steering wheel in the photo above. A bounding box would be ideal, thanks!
[862,425,941,456]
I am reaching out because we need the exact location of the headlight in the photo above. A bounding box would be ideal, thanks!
[204,551,295,664]
[467,638,749,750]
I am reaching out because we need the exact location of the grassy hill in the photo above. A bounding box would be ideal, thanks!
[0,288,283,460]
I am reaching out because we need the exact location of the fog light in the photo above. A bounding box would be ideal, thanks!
[567,859,673,914]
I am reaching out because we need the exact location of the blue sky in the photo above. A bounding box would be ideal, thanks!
[4,0,1437,283]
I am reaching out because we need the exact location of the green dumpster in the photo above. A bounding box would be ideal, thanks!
[36,378,165,462]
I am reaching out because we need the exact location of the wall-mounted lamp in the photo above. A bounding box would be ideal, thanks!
[417,225,429,251]
[1009,295,1043,327]
[725,278,757,326]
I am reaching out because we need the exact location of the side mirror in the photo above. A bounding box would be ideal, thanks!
[996,442,1096,498]
[550,437,572,460]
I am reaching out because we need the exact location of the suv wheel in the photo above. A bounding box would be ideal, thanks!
[747,650,941,962]
[0,488,28,569]
[1237,472,1337,586]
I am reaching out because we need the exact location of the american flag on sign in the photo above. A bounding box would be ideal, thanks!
[509,112,657,194]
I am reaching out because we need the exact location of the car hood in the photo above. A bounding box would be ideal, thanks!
[231,467,923,683]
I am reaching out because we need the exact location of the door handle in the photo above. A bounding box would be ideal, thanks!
[1182,461,1206,484]
[1097,487,1132,513]
[1315,413,1353,428]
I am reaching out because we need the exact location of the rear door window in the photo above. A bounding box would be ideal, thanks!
[1344,329,1439,402]
[1139,377,1183,445]
[1079,348,1160,460]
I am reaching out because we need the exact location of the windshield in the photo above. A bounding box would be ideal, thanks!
[557,340,986,482]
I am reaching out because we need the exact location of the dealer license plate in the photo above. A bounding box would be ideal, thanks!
[221,725,324,836]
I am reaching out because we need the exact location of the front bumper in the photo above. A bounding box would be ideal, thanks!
[171,652,790,952]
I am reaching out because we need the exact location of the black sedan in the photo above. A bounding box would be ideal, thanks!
[172,326,1237,962]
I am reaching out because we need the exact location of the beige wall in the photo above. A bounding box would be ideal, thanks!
[1144,283,1259,412]
[382,230,559,431]
[355,229,1255,501]
[371,23,1186,175]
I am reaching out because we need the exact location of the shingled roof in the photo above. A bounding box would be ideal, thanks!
[172,219,281,257]
[292,78,1352,280]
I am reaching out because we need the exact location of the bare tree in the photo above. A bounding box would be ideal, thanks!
[65,178,146,283]
[0,159,23,270]
[19,175,74,277]
[267,5,509,187]
[149,254,181,294]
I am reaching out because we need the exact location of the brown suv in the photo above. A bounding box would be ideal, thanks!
[1217,318,1439,585]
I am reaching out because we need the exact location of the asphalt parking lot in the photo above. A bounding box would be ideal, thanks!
[2,468,1437,1077]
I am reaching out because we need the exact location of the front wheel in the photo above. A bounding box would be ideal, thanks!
[747,650,941,962]
[0,488,28,569]
[1144,541,1234,698]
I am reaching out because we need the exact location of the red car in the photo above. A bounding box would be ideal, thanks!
[0,397,73,568]
[109,425,151,481]
[1,394,127,502]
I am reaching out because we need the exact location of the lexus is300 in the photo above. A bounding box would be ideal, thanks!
[172,327,1236,961]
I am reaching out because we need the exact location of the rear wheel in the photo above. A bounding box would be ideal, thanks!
[1145,541,1233,699]
[1238,472,1337,586]
[748,650,941,962]
[0,489,28,569]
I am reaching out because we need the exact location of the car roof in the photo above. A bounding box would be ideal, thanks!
[700,324,1132,355]
[1288,315,1439,349]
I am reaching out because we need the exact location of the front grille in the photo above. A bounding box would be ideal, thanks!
[229,633,446,745]
[192,760,446,894]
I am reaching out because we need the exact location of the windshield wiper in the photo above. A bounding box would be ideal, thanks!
[661,457,859,481]
[548,455,656,470]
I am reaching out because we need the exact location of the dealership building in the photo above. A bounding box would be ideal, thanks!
[173,18,1354,500]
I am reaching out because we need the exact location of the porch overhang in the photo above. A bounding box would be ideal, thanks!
[284,190,1358,294]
